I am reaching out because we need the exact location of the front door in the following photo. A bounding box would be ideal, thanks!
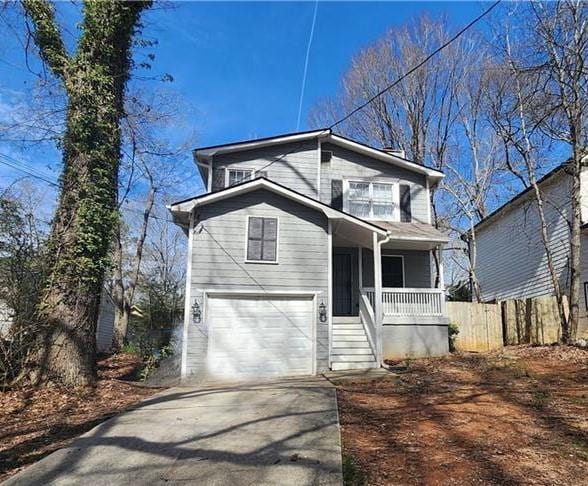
[333,253,353,315]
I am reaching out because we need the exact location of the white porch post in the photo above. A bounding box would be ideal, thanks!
[373,232,383,364]
[437,245,446,315]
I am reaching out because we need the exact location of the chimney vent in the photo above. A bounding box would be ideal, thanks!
[382,147,406,159]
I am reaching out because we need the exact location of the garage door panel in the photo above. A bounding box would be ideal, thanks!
[206,295,314,379]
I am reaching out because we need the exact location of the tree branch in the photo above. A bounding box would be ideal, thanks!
[21,0,69,80]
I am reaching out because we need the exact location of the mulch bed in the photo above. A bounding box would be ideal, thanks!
[0,353,161,482]
[336,345,588,486]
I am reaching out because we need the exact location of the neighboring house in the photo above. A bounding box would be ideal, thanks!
[472,161,588,338]
[0,287,115,353]
[169,129,449,380]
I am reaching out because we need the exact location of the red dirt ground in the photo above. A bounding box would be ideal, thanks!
[336,346,588,486]
[0,353,160,482]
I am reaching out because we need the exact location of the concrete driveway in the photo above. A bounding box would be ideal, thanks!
[4,377,342,486]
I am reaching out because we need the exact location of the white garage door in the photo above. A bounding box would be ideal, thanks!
[207,294,314,379]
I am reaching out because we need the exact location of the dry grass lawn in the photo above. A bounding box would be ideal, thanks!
[336,346,588,486]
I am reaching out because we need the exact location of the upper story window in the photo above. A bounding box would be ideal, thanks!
[227,169,253,187]
[246,216,278,263]
[321,150,333,163]
[343,180,399,220]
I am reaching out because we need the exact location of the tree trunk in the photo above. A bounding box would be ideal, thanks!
[567,152,583,343]
[113,303,131,351]
[24,0,151,386]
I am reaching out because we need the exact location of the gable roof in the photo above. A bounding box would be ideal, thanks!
[473,161,570,233]
[194,129,445,184]
[168,177,389,235]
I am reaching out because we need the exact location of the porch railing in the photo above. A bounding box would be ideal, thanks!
[363,287,445,317]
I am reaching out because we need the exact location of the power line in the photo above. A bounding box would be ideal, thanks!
[0,153,59,187]
[329,0,502,129]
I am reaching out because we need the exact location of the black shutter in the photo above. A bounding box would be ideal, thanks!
[400,184,412,222]
[212,167,226,190]
[331,179,343,210]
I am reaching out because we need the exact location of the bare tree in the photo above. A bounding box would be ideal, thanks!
[111,91,192,351]
[488,1,587,342]
[309,14,479,285]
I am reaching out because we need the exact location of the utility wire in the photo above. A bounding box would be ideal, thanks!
[329,0,502,129]
[0,153,59,187]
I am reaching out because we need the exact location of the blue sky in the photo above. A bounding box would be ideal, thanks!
[0,1,493,202]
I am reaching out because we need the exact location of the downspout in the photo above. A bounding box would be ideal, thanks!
[373,231,392,365]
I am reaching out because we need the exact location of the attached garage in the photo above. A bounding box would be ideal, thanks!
[206,293,316,379]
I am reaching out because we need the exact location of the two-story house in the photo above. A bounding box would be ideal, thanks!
[168,129,449,380]
[472,160,588,339]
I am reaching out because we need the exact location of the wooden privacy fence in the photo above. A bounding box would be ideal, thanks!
[446,302,503,352]
[502,295,567,345]
[446,295,569,352]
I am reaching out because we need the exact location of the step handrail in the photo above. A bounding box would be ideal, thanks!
[359,292,378,361]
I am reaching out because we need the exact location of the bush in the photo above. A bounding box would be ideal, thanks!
[342,454,367,486]
[448,322,459,352]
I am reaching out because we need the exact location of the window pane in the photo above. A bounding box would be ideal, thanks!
[349,182,369,200]
[262,240,277,261]
[349,201,370,218]
[373,203,393,219]
[247,239,262,260]
[229,170,252,186]
[248,217,263,239]
[382,257,404,287]
[263,218,277,240]
[373,183,393,201]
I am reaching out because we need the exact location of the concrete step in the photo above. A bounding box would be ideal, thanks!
[332,335,369,342]
[331,354,377,363]
[332,329,366,336]
[332,324,364,331]
[331,341,371,349]
[330,347,374,356]
[332,316,361,324]
[331,361,379,371]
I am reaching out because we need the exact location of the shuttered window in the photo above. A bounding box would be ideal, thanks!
[344,181,399,220]
[246,217,278,262]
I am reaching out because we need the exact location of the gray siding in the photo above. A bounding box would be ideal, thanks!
[211,141,319,198]
[476,172,572,302]
[362,248,432,288]
[186,189,329,375]
[319,142,430,223]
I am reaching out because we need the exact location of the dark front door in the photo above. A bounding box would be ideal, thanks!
[333,253,353,315]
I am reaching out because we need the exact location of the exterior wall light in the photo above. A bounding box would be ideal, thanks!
[192,300,202,324]
[319,301,327,323]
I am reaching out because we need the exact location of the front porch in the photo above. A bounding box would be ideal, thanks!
[328,219,449,370]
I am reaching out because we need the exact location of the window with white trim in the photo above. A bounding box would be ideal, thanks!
[246,217,278,263]
[227,169,253,187]
[344,181,399,220]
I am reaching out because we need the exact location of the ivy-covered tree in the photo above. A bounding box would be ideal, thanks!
[22,0,151,386]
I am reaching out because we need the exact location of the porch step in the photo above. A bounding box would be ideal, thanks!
[331,361,378,371]
[332,334,369,342]
[330,354,378,363]
[333,316,361,324]
[332,324,364,331]
[332,329,366,336]
[331,347,374,356]
[331,341,371,349]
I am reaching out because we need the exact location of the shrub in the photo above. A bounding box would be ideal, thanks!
[342,454,367,486]
[448,322,460,352]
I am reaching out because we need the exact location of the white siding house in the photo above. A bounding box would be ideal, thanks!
[473,163,588,338]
